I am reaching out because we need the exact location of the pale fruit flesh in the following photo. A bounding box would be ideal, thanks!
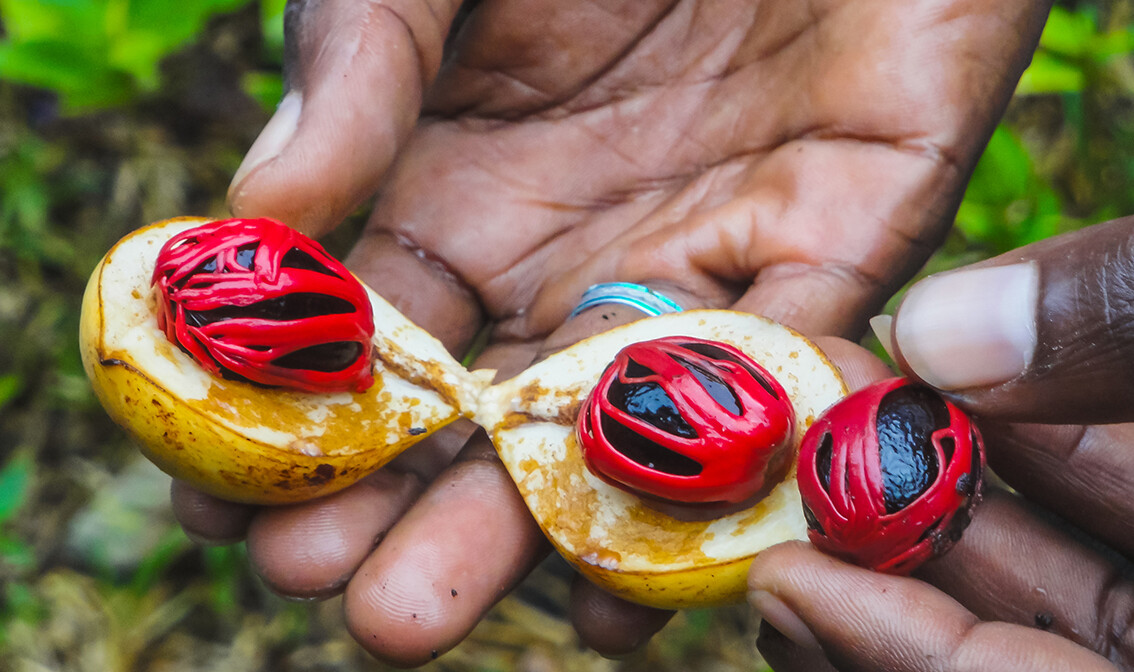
[476,311,847,609]
[80,218,492,504]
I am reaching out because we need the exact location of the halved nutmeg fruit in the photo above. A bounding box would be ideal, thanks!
[476,311,847,609]
[797,377,985,575]
[80,217,492,504]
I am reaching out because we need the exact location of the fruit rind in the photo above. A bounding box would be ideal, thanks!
[476,310,847,609]
[80,218,491,504]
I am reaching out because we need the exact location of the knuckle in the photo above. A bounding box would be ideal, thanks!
[1092,571,1134,667]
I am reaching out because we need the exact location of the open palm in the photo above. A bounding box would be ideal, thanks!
[175,0,1051,665]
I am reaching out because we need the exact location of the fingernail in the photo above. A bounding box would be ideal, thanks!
[893,262,1039,391]
[228,90,303,202]
[748,590,821,651]
[869,314,895,360]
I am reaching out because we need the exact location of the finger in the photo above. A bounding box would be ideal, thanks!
[245,338,536,601]
[915,488,1134,667]
[978,421,1134,560]
[887,217,1134,423]
[245,470,424,599]
[170,479,255,545]
[568,576,674,657]
[756,619,837,672]
[811,336,895,392]
[227,0,462,237]
[341,285,701,664]
[346,228,485,355]
[748,540,1115,672]
[557,335,889,654]
[342,430,550,667]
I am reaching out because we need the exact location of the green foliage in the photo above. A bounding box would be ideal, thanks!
[0,449,32,525]
[956,126,1071,255]
[1018,5,1134,95]
[952,3,1134,263]
[0,0,255,111]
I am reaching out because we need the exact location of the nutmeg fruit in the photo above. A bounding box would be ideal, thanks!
[80,217,492,504]
[797,377,985,575]
[476,311,847,609]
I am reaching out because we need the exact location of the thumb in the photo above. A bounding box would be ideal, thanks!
[883,216,1134,424]
[747,542,1114,672]
[227,0,461,237]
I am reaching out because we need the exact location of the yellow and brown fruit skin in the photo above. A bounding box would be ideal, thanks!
[82,218,848,607]
[80,218,490,505]
[475,311,848,610]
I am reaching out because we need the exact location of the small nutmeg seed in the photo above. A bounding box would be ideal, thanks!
[151,217,376,393]
[797,377,984,575]
[576,336,796,505]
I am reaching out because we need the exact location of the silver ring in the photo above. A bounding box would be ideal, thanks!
[569,282,684,319]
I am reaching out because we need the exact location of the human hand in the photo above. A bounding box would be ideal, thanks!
[176,0,1050,664]
[749,217,1134,671]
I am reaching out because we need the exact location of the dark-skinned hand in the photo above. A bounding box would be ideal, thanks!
[751,218,1134,671]
[170,0,1050,665]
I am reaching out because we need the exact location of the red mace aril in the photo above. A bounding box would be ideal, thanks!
[151,217,376,393]
[576,336,795,505]
[797,377,985,575]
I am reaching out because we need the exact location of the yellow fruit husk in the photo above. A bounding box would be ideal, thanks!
[79,218,492,504]
[82,219,848,608]
[476,311,847,609]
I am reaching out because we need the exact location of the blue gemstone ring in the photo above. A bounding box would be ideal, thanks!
[568,282,684,319]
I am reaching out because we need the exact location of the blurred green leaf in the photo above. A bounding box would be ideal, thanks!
[0,0,254,110]
[242,71,284,111]
[0,534,35,570]
[962,126,1032,204]
[261,0,287,64]
[203,544,247,613]
[129,527,193,594]
[0,375,22,411]
[0,449,33,525]
[1039,6,1097,58]
[1017,51,1086,94]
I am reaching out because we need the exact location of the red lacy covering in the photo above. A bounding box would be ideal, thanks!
[577,336,795,504]
[152,218,375,393]
[798,378,984,574]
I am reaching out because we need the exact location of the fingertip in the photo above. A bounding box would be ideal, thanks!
[227,91,303,214]
[891,262,1039,392]
[568,576,674,657]
[170,479,255,545]
[342,449,548,666]
[247,471,422,600]
[810,336,894,391]
[756,618,838,672]
[226,0,455,237]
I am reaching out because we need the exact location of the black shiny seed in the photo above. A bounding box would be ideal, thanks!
[235,244,256,269]
[816,432,834,491]
[680,358,741,415]
[802,500,824,536]
[184,293,356,327]
[955,473,973,496]
[679,341,779,399]
[876,386,950,514]
[623,359,653,379]
[607,380,697,438]
[282,247,340,277]
[274,341,364,372]
[599,415,702,476]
